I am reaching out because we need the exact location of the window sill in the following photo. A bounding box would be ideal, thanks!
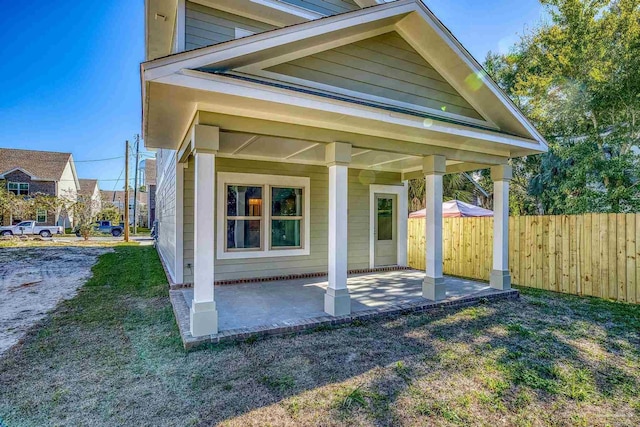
[217,247,310,260]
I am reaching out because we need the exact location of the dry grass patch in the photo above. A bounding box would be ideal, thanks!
[0,247,638,426]
[0,238,136,248]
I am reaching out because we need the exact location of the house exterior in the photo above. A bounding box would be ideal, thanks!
[0,148,79,227]
[141,158,157,227]
[77,179,102,219]
[142,0,547,337]
[100,190,147,226]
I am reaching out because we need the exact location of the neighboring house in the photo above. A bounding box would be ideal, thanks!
[0,148,79,227]
[100,190,147,226]
[142,0,548,337]
[77,179,102,219]
[140,158,157,227]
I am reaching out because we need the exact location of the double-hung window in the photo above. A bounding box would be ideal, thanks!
[271,187,303,249]
[226,185,263,251]
[36,209,47,223]
[218,173,310,259]
[8,182,29,195]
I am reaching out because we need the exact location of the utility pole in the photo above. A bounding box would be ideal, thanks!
[124,140,130,242]
[133,134,140,235]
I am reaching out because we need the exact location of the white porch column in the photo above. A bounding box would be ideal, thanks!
[175,162,185,284]
[398,180,409,267]
[423,155,446,300]
[190,125,219,337]
[325,142,351,316]
[490,164,512,290]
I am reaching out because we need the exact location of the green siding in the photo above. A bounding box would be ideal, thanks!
[155,149,178,282]
[280,0,359,15]
[185,1,277,50]
[265,32,483,120]
[183,156,195,283]
[181,158,402,282]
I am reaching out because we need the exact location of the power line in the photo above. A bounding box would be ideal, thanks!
[75,156,124,163]
[113,161,126,191]
[41,178,128,182]
[2,156,126,164]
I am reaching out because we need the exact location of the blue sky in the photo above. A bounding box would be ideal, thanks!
[0,0,545,190]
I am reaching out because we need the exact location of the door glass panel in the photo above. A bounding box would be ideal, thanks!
[377,198,393,241]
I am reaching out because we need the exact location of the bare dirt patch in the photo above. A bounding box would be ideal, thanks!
[0,246,111,355]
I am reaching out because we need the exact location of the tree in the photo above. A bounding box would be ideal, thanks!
[485,0,640,214]
[0,182,63,224]
[0,181,15,225]
[98,204,121,224]
[408,173,490,212]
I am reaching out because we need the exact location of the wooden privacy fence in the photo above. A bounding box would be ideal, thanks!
[407,214,640,304]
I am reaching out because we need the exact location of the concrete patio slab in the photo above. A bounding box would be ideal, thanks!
[170,270,519,349]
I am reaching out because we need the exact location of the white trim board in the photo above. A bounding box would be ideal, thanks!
[142,1,415,77]
[143,0,548,153]
[215,152,420,174]
[159,71,539,155]
[157,237,178,284]
[250,0,325,20]
[216,171,311,259]
[369,183,408,269]
[174,0,186,54]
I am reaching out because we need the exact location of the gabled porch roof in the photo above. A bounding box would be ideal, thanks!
[142,0,547,168]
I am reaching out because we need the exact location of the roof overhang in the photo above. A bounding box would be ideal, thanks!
[191,0,322,25]
[0,167,41,180]
[142,0,547,159]
[145,0,178,60]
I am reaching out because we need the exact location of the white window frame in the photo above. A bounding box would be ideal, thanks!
[8,182,29,195]
[217,172,310,259]
[224,184,265,253]
[36,209,47,223]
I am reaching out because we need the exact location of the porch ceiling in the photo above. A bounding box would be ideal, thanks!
[218,131,460,172]
[144,80,529,167]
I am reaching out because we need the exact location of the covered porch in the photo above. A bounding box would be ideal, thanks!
[170,270,519,347]
[171,116,515,339]
[142,1,546,341]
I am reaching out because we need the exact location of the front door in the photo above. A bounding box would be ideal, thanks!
[374,193,397,267]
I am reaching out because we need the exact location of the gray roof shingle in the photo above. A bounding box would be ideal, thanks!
[0,148,73,182]
[78,179,99,197]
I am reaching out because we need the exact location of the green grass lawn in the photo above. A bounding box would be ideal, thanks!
[0,246,638,426]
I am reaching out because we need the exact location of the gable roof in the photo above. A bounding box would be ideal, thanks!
[261,31,484,120]
[0,148,74,182]
[142,0,547,158]
[78,179,99,197]
[101,190,147,205]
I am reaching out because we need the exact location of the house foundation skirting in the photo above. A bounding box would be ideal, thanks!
[167,265,413,290]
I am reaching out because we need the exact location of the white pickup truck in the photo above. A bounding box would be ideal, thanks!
[0,221,63,238]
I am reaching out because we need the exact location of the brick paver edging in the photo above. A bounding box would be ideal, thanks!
[168,265,412,290]
[170,289,520,350]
